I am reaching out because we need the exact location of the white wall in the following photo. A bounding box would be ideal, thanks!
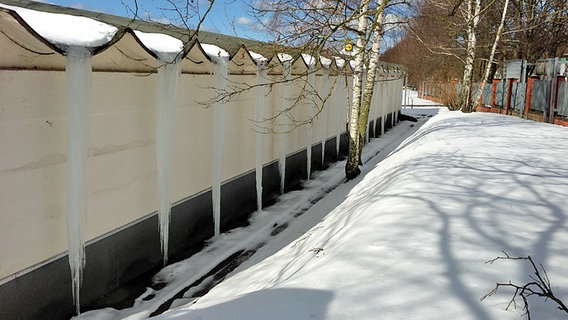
[0,62,403,282]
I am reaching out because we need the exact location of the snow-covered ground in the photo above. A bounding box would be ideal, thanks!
[78,93,568,319]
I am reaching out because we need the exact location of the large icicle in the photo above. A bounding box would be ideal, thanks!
[133,30,183,266]
[210,53,229,238]
[336,75,344,156]
[372,78,379,136]
[302,54,318,180]
[7,4,117,315]
[321,70,330,165]
[65,47,92,315]
[155,59,180,266]
[255,66,267,213]
[278,58,292,194]
[381,73,386,135]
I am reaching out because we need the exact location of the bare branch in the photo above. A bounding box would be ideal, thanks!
[482,252,568,320]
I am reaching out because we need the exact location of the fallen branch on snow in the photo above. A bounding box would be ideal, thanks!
[481,251,568,320]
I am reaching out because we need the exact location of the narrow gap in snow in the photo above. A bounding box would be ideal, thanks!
[149,250,255,317]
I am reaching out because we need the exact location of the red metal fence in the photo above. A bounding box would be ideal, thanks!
[418,59,568,126]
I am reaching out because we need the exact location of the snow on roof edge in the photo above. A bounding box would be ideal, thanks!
[277,53,293,63]
[133,30,184,62]
[249,50,268,68]
[201,43,230,64]
[0,3,118,53]
[0,2,404,73]
[301,53,316,68]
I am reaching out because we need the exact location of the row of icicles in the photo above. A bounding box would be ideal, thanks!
[64,49,354,314]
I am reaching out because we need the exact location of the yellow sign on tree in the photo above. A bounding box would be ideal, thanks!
[345,43,353,52]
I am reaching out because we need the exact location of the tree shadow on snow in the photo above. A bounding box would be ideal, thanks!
[360,113,568,319]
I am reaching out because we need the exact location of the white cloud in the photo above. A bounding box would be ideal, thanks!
[236,16,253,25]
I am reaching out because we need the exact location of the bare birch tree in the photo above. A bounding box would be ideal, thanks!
[508,0,568,61]
[345,0,388,180]
[346,0,371,179]
[360,0,387,156]
[403,0,487,110]
[128,0,403,180]
[389,0,566,105]
[248,0,398,180]
[460,0,482,111]
[473,0,510,108]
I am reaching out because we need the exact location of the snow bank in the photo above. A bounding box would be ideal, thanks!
[74,105,431,320]
[155,110,568,320]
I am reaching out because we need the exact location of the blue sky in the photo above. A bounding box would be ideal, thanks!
[33,0,267,40]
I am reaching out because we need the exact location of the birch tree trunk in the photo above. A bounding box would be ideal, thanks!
[359,0,386,155]
[473,0,510,108]
[345,0,371,180]
[460,0,482,112]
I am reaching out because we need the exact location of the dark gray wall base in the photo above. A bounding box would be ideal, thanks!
[368,120,375,138]
[375,117,383,136]
[338,132,349,158]
[283,149,308,193]
[323,138,338,165]
[0,256,74,320]
[386,113,393,129]
[0,132,366,320]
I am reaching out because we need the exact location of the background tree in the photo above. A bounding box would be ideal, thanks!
[382,1,465,88]
[460,0,483,111]
[352,0,390,179]
[347,0,374,179]
[507,0,568,61]
[473,0,510,108]
[383,0,567,109]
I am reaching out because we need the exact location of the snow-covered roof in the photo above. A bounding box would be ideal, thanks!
[301,53,317,68]
[249,51,268,67]
[133,30,184,62]
[201,43,230,62]
[0,0,403,75]
[320,56,333,69]
[277,53,294,63]
[0,3,117,52]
